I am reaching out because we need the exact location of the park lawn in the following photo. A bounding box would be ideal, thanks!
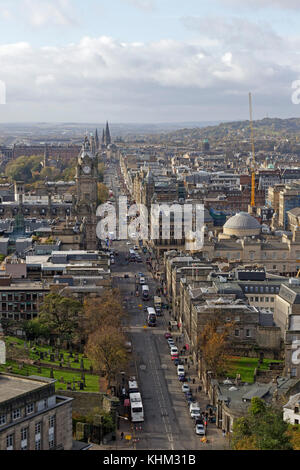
[4,336,92,371]
[225,356,283,383]
[0,360,100,392]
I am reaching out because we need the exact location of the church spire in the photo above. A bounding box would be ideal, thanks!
[105,121,111,146]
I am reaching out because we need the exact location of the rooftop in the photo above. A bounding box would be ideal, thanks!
[0,373,55,404]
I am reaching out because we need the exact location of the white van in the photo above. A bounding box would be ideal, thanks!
[189,402,201,419]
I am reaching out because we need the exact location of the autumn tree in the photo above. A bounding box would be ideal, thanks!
[85,325,127,390]
[82,289,126,338]
[198,316,233,378]
[97,182,109,204]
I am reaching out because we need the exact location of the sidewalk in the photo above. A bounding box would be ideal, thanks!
[164,309,230,450]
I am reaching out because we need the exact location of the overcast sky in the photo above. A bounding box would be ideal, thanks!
[0,0,300,123]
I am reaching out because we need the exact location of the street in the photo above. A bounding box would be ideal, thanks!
[102,162,228,451]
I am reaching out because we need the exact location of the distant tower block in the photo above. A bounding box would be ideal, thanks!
[14,181,24,203]
[202,139,210,151]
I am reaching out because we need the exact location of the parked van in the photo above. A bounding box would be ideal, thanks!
[189,402,201,419]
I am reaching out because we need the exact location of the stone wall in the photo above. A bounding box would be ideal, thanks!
[57,390,104,416]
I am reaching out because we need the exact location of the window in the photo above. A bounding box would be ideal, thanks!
[265,297,269,302]
[295,406,299,414]
[12,408,21,420]
[270,297,274,302]
[6,434,14,450]
[235,329,240,336]
[246,329,251,337]
[26,403,34,414]
[255,297,259,302]
[21,428,28,450]
[260,297,264,302]
[0,414,6,425]
[35,422,42,450]
[295,419,299,425]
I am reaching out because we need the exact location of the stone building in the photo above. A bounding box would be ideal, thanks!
[0,372,73,450]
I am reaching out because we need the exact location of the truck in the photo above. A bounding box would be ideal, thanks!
[154,296,162,316]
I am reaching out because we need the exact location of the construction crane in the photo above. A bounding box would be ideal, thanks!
[249,92,256,207]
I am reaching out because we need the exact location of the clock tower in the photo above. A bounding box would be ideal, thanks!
[75,136,99,250]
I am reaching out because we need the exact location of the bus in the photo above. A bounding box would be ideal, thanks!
[142,285,149,300]
[129,393,144,422]
[147,307,156,327]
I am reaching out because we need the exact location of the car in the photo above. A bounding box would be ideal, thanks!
[182,384,190,393]
[136,257,142,263]
[177,365,185,376]
[173,358,183,366]
[171,354,179,361]
[179,374,187,382]
[170,346,178,356]
[124,274,129,278]
[134,245,139,250]
[126,241,131,245]
[167,338,175,345]
[195,417,204,425]
[164,332,172,339]
[195,424,205,436]
[110,257,115,264]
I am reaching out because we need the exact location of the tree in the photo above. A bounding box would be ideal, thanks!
[23,318,50,341]
[97,183,109,204]
[286,424,300,450]
[5,155,42,182]
[85,326,127,390]
[37,293,83,343]
[231,397,293,450]
[82,289,126,337]
[198,316,233,377]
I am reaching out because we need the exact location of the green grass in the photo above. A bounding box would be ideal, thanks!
[0,360,100,392]
[225,356,283,384]
[4,336,92,370]
[2,336,99,392]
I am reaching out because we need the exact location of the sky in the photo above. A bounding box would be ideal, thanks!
[0,0,300,123]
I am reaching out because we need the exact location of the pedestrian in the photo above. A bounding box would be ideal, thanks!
[198,385,202,392]
[222,429,226,438]
[188,364,190,370]
[121,432,124,440]
[192,378,195,384]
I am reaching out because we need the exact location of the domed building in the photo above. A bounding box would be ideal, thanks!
[223,212,261,237]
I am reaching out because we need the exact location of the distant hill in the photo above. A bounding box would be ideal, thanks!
[157,117,300,141]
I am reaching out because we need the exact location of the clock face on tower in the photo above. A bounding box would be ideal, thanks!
[83,165,91,174]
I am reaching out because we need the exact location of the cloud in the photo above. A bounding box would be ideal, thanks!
[120,0,156,11]
[0,27,299,121]
[1,0,78,28]
[217,0,300,9]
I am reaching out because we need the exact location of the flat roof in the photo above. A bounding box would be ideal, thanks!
[0,373,54,403]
